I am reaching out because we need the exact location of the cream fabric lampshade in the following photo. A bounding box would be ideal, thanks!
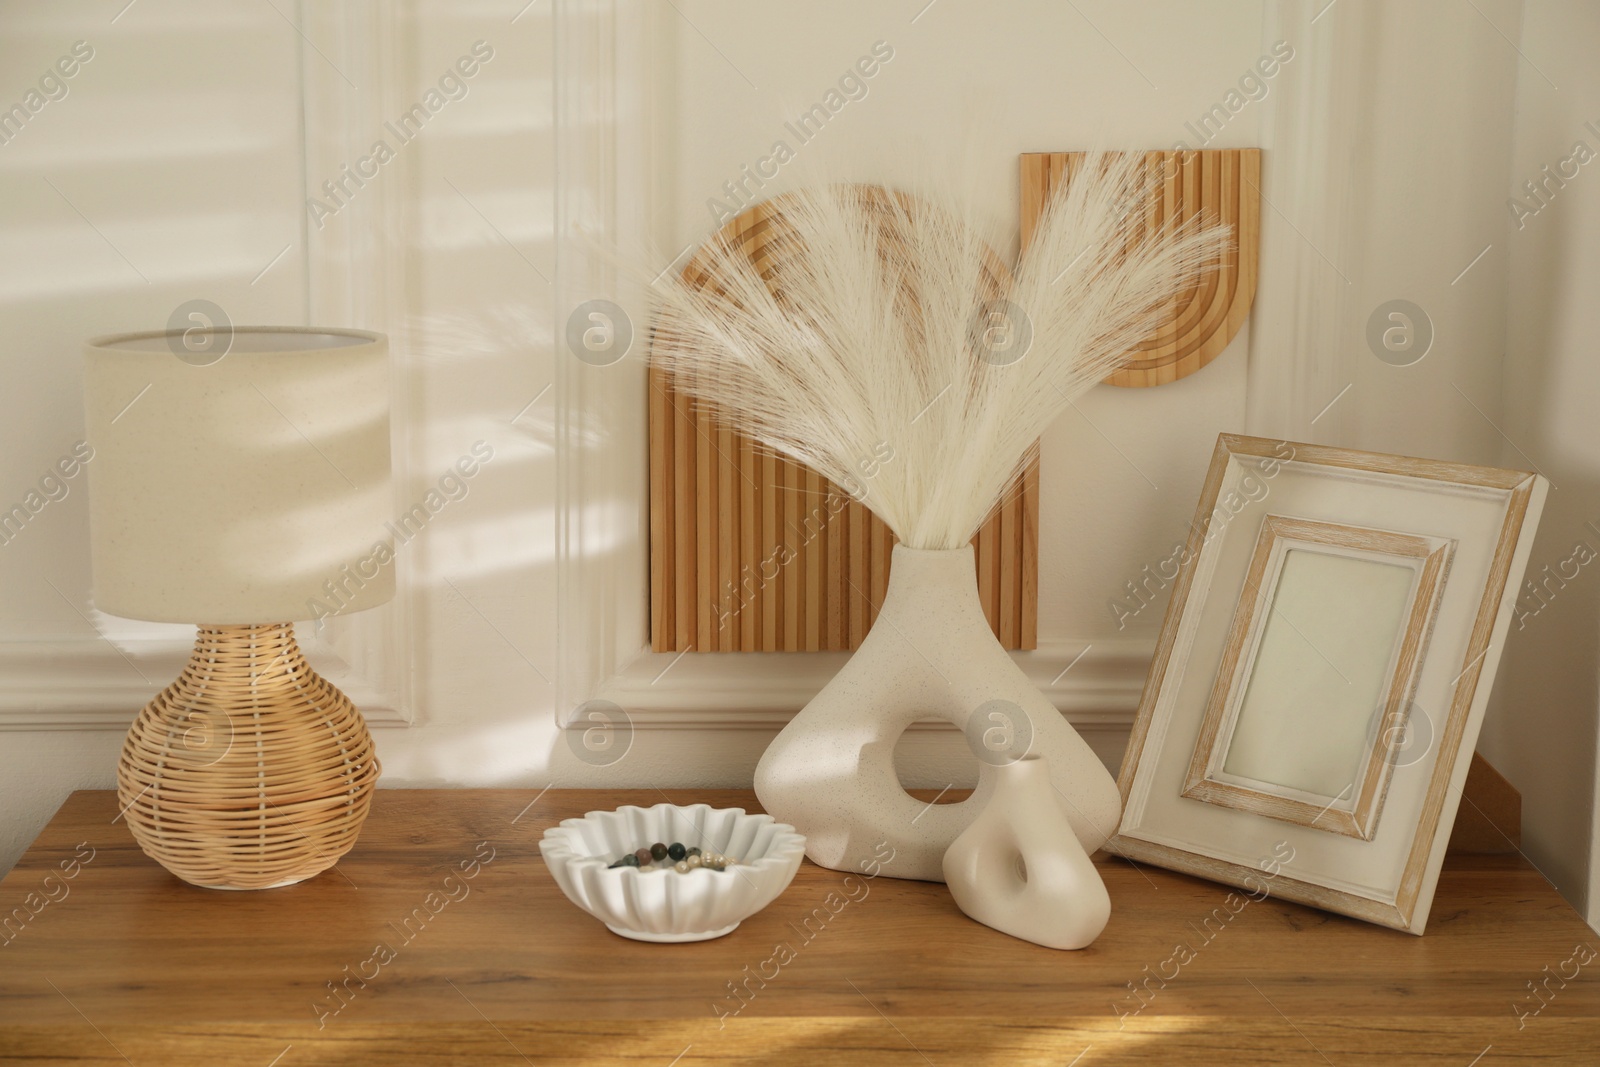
[83,326,393,624]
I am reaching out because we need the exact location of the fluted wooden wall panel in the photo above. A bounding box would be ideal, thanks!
[1020,149,1260,388]
[648,363,1039,653]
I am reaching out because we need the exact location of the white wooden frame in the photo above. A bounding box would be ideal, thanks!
[1109,434,1546,934]
[1180,514,1454,841]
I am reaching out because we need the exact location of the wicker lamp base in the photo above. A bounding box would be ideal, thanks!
[116,623,380,890]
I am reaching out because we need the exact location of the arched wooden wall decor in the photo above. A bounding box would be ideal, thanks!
[1020,149,1261,388]
[648,190,1040,653]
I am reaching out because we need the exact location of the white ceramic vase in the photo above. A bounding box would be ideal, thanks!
[942,754,1111,949]
[753,544,1122,882]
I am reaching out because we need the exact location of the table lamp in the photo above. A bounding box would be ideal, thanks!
[83,326,392,890]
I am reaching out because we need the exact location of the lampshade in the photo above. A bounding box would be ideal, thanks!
[84,326,393,624]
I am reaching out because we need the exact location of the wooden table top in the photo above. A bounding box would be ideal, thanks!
[2,788,1598,1065]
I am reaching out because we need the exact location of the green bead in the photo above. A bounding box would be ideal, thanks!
[667,842,687,862]
[686,846,701,857]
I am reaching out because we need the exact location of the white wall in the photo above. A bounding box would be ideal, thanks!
[1,0,1590,926]
[1482,0,1600,922]
[0,2,310,870]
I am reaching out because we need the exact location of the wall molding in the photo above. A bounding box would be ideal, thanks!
[296,1,417,726]
[595,638,1153,731]
[1246,0,1364,441]
[554,0,656,721]
[0,633,410,732]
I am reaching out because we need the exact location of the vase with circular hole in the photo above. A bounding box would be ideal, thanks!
[753,544,1123,882]
[942,753,1111,949]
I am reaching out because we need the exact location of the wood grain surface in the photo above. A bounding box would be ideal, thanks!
[1,788,1594,1065]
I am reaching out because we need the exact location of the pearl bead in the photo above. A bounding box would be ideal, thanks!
[674,860,689,873]
[685,853,702,868]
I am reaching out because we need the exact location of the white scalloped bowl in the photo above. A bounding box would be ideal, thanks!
[539,803,807,942]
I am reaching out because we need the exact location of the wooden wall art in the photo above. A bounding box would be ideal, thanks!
[648,191,1039,653]
[649,150,1261,652]
[1020,149,1261,388]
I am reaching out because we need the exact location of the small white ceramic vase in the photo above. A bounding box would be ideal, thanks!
[942,754,1111,949]
[753,544,1122,882]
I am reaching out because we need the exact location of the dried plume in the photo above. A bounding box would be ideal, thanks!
[649,152,1228,549]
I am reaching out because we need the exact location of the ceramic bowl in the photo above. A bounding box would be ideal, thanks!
[539,803,806,942]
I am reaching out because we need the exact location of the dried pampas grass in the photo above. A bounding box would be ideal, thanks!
[648,152,1228,550]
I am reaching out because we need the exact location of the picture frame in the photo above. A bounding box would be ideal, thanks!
[1108,434,1547,933]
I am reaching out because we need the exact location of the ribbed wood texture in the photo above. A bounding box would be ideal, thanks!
[116,623,379,890]
[648,192,1038,653]
[1020,149,1260,387]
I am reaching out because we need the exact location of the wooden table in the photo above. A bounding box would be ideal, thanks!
[2,789,1598,1065]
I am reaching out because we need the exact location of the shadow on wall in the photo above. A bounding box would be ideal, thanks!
[1484,150,1600,916]
[0,0,593,878]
